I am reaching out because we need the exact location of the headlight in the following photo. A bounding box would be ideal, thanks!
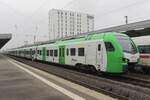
[122,58,128,62]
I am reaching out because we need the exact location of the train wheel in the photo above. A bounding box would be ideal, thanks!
[89,65,97,73]
[75,63,84,72]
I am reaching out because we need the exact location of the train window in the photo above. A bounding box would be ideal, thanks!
[37,50,39,54]
[54,50,58,57]
[105,42,115,51]
[32,50,35,55]
[138,45,150,53]
[39,50,42,55]
[27,51,29,55]
[70,48,76,56]
[47,50,49,56]
[78,48,84,56]
[62,48,64,57]
[59,48,61,56]
[98,44,101,51]
[66,48,69,56]
[29,49,32,55]
[50,50,53,56]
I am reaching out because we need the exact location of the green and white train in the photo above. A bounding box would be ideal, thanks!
[8,32,140,74]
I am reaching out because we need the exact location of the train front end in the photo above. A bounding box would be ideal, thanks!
[116,34,140,71]
[103,33,128,73]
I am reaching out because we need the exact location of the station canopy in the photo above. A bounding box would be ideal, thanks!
[96,19,150,37]
[0,34,12,49]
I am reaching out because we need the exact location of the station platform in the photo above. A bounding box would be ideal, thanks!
[0,54,116,100]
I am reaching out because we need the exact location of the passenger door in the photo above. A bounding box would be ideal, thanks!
[86,43,97,66]
[53,49,58,63]
[104,42,116,72]
[59,46,65,64]
[96,44,102,69]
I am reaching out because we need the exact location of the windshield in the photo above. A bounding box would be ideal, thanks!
[116,35,137,54]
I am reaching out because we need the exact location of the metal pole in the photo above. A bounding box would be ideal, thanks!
[34,35,36,44]
[34,25,38,44]
[125,16,128,24]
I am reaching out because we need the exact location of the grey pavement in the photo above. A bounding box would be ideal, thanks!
[0,54,72,100]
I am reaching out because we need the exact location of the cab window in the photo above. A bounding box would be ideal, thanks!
[105,42,115,51]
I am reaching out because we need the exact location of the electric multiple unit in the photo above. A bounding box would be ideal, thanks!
[8,32,139,74]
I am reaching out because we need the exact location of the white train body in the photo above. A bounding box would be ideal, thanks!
[133,36,150,67]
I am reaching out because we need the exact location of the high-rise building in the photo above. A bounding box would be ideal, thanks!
[48,9,94,40]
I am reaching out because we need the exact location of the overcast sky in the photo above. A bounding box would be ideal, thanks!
[1,0,150,50]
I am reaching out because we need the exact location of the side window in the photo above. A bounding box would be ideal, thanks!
[38,50,40,54]
[70,48,76,56]
[39,50,42,55]
[98,44,101,51]
[47,50,49,56]
[50,50,53,56]
[62,48,64,57]
[59,48,61,56]
[66,48,69,56]
[139,45,150,53]
[78,48,84,56]
[30,49,32,54]
[54,49,58,57]
[32,50,35,55]
[105,42,115,51]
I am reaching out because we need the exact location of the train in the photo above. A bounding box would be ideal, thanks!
[133,36,150,73]
[7,32,140,74]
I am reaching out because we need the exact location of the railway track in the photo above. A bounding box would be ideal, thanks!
[101,74,150,89]
[121,74,150,88]
[8,55,150,100]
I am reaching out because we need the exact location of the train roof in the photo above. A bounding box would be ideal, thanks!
[12,32,127,50]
